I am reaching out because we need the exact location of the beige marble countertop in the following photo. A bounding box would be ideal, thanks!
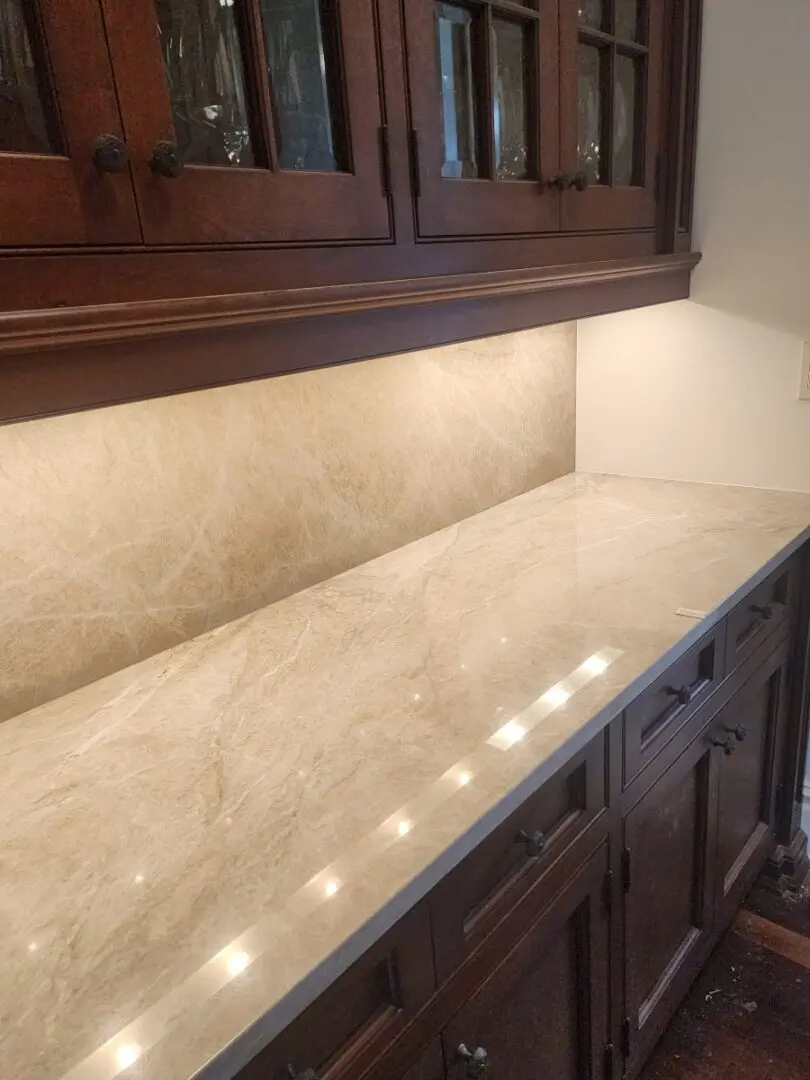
[3,473,810,1080]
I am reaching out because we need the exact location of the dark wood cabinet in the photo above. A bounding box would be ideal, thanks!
[713,635,789,926]
[558,0,665,232]
[404,0,561,238]
[98,0,392,245]
[441,842,610,1080]
[0,0,141,246]
[0,0,705,423]
[623,729,717,1076]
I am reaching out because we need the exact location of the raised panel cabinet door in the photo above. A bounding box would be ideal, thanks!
[441,844,610,1080]
[100,0,391,244]
[0,0,141,246]
[558,0,664,230]
[623,730,718,1076]
[404,0,561,237]
[713,636,788,927]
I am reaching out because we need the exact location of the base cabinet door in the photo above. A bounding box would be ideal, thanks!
[713,636,789,926]
[400,1041,445,1080]
[623,733,718,1077]
[441,844,610,1080]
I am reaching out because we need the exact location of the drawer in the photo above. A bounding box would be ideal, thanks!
[237,903,435,1080]
[725,556,800,673]
[429,730,607,983]
[624,624,724,787]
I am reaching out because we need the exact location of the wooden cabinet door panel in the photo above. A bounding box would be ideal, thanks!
[442,843,610,1080]
[623,731,718,1074]
[713,635,788,925]
[559,0,664,231]
[404,0,561,238]
[0,0,141,246]
[101,0,391,245]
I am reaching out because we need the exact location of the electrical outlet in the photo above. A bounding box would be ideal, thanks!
[800,341,810,402]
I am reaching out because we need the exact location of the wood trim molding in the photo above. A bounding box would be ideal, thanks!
[0,252,700,355]
[0,252,700,425]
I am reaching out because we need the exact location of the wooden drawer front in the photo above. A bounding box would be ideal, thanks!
[430,731,606,984]
[624,625,724,787]
[237,904,435,1080]
[725,557,799,673]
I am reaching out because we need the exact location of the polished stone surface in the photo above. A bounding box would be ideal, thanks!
[0,323,575,722]
[2,473,809,1080]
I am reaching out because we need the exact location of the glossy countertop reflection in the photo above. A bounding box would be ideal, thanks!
[2,473,810,1080]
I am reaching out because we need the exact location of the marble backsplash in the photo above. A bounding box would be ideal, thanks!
[0,323,575,722]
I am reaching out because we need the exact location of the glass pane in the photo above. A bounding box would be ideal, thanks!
[155,0,256,167]
[613,54,641,185]
[577,0,603,31]
[436,2,480,179]
[577,44,606,185]
[493,19,530,180]
[0,0,57,154]
[261,0,347,172]
[615,0,641,41]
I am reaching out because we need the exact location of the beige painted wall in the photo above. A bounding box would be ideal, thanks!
[0,323,575,722]
[576,301,810,490]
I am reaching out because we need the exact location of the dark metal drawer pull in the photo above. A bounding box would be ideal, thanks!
[665,685,694,707]
[515,829,547,857]
[725,724,748,743]
[457,1043,489,1077]
[286,1067,319,1080]
[711,734,737,756]
[750,603,774,621]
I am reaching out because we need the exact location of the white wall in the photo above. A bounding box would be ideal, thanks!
[576,0,810,492]
[577,301,810,492]
[690,0,810,338]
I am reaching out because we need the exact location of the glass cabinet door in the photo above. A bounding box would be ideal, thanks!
[559,0,664,230]
[0,0,140,246]
[404,0,560,238]
[100,0,390,244]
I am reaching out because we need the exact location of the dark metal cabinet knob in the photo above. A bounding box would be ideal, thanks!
[457,1043,489,1077]
[546,171,573,190]
[711,734,737,756]
[149,140,184,178]
[515,828,547,857]
[92,134,129,174]
[725,724,748,743]
[571,170,589,192]
[285,1067,319,1080]
[750,603,774,621]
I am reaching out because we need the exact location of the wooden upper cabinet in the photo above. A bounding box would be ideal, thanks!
[559,0,664,230]
[403,0,665,240]
[99,0,391,245]
[404,0,561,238]
[0,0,141,246]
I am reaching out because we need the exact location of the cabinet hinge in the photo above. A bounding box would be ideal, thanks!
[621,847,632,892]
[654,152,663,201]
[602,869,614,913]
[621,1017,632,1058]
[604,1043,616,1080]
[378,125,392,196]
[409,129,421,198]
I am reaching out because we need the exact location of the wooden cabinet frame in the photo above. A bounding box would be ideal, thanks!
[0,0,704,423]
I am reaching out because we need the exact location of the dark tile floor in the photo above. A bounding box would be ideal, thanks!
[639,874,810,1080]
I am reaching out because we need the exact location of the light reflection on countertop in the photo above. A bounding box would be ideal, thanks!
[2,472,810,1080]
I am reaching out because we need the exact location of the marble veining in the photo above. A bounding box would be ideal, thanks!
[0,323,575,722]
[1,473,810,1080]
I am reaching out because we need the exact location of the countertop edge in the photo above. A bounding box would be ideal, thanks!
[195,524,810,1080]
